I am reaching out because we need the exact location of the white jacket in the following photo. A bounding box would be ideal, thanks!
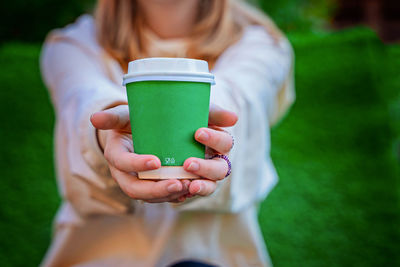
[40,15,294,267]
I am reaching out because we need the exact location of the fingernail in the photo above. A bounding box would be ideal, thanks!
[167,183,180,193]
[197,131,209,142]
[146,160,158,169]
[187,162,199,171]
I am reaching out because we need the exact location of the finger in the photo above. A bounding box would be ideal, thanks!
[181,179,191,191]
[145,180,191,203]
[208,103,238,127]
[188,179,217,197]
[173,195,188,203]
[183,157,228,181]
[145,192,188,203]
[110,166,186,200]
[91,105,131,132]
[104,132,161,172]
[195,128,233,154]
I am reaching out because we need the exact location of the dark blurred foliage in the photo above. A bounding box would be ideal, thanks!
[257,0,337,32]
[0,0,336,43]
[333,0,400,42]
[0,0,94,42]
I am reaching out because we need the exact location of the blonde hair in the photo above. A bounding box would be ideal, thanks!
[95,0,283,71]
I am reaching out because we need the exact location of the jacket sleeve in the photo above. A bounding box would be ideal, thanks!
[40,35,133,218]
[175,26,295,212]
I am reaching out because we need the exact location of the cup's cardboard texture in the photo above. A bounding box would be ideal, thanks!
[123,58,215,179]
[126,81,210,178]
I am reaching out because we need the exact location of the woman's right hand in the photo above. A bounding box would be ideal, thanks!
[90,104,191,203]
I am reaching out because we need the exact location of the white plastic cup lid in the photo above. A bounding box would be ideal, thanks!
[123,57,215,85]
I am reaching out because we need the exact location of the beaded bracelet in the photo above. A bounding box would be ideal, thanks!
[211,154,232,177]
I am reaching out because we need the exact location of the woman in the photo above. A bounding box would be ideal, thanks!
[40,0,295,266]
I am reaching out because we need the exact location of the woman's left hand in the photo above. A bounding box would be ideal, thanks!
[183,104,237,198]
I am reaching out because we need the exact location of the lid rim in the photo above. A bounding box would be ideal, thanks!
[123,71,214,79]
[130,57,207,62]
[123,75,215,85]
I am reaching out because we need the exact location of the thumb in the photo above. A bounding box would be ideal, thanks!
[90,104,131,132]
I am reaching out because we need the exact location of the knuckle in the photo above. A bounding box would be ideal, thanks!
[113,157,124,171]
[204,162,218,178]
[212,132,222,147]
[104,149,118,169]
[201,160,215,179]
[216,160,227,180]
[221,145,231,154]
[221,135,232,153]
[215,175,224,181]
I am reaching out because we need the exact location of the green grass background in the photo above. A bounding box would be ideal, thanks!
[0,27,399,266]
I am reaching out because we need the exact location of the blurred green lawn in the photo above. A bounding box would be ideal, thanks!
[0,27,399,267]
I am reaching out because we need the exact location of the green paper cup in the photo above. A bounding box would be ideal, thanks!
[123,58,215,179]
